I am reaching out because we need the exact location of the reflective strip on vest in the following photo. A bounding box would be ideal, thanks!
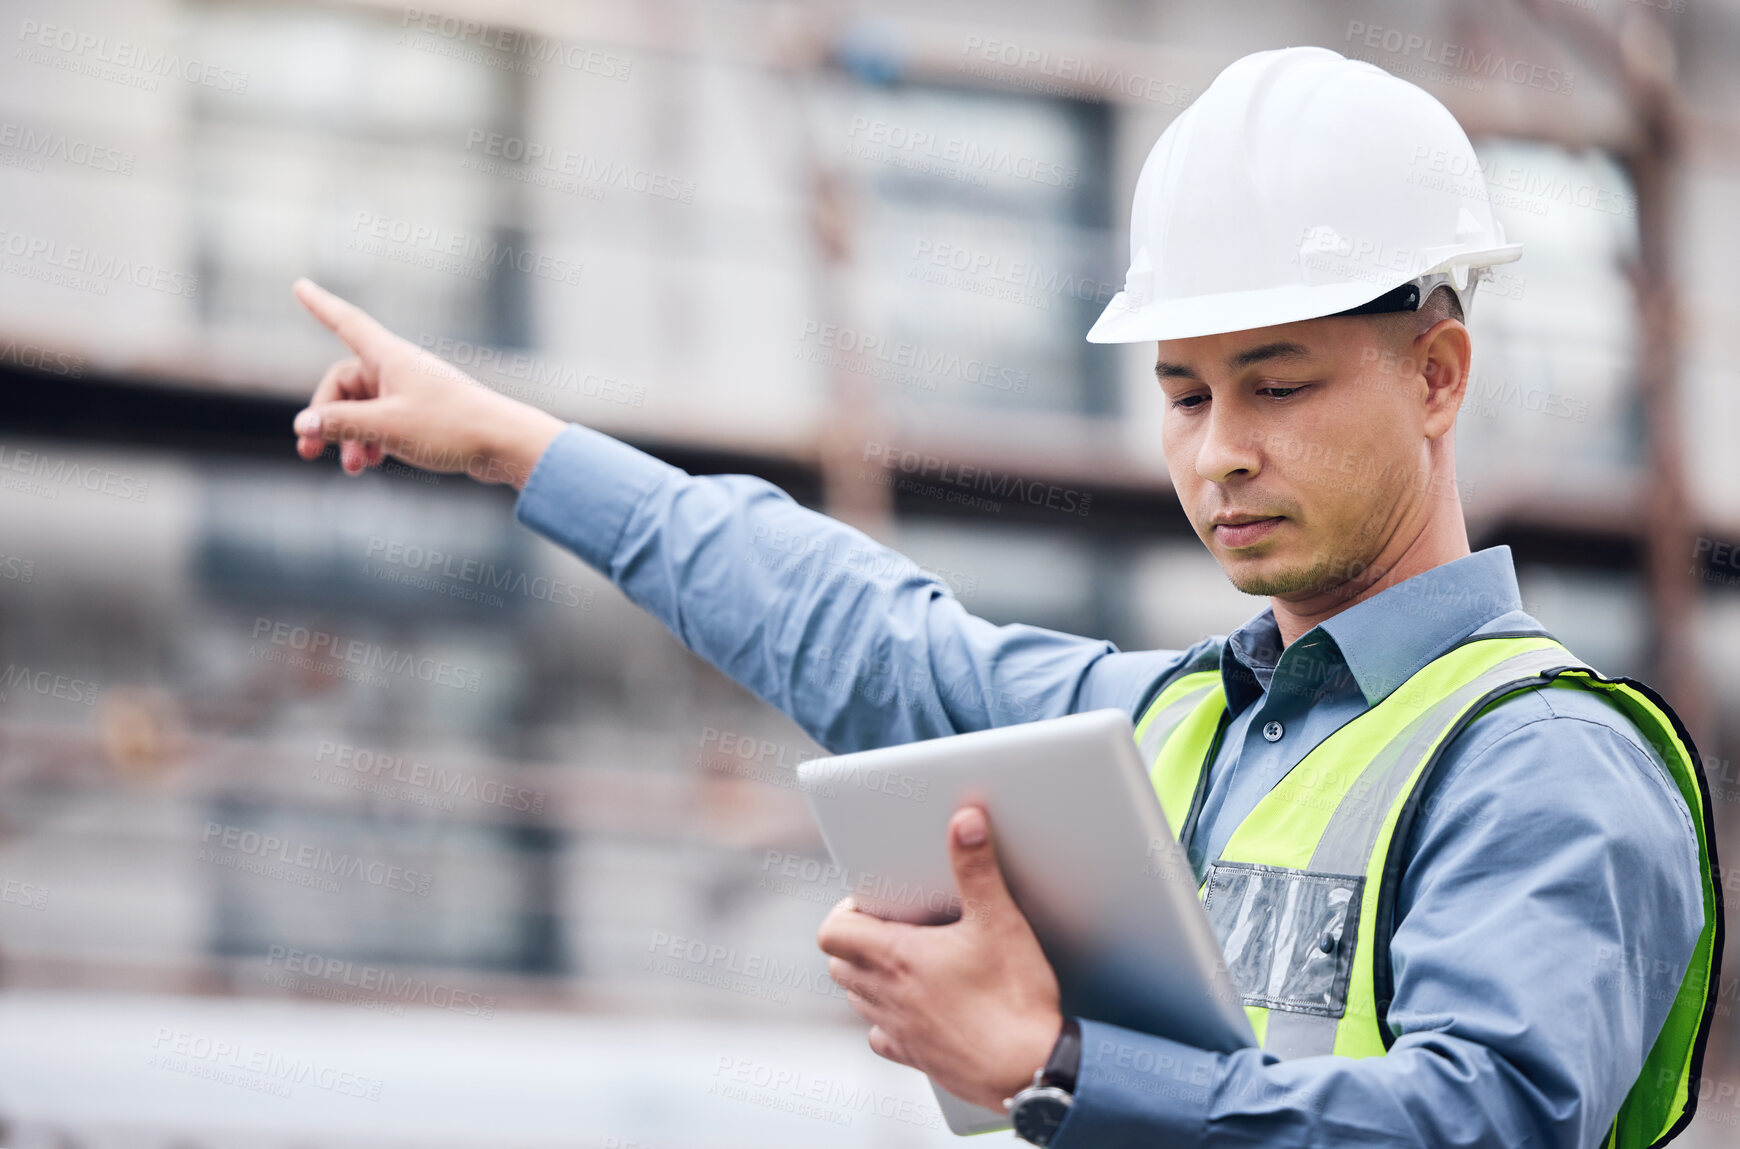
[1134,634,1721,1149]
[1134,670,1222,832]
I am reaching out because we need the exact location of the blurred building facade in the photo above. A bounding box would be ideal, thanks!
[0,0,1737,1145]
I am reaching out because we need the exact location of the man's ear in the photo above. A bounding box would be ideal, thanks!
[1416,319,1471,439]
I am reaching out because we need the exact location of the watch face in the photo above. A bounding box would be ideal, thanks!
[1011,1087,1073,1147]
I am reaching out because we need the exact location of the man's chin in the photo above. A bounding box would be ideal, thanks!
[1220,552,1350,599]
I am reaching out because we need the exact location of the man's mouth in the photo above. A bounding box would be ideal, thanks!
[1210,515,1285,548]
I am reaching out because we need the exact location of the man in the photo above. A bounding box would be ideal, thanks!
[290,46,1718,1149]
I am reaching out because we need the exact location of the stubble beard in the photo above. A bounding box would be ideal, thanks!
[1221,525,1385,601]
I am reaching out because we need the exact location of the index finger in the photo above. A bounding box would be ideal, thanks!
[293,278,394,360]
[817,896,910,968]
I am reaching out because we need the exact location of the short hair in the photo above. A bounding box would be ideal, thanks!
[1374,283,1464,347]
[1420,283,1465,325]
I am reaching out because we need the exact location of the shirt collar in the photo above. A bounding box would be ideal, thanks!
[1219,546,1531,712]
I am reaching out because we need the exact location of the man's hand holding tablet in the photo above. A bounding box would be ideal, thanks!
[799,709,1255,1136]
[817,803,1065,1113]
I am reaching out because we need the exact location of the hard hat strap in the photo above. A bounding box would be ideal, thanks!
[1329,272,1475,320]
[1330,282,1421,317]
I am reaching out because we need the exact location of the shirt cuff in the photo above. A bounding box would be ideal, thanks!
[1051,1019,1215,1148]
[512,422,683,573]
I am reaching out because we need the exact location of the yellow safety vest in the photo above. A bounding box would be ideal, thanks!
[1134,632,1721,1149]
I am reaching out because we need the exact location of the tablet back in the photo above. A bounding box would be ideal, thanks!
[797,708,1255,1133]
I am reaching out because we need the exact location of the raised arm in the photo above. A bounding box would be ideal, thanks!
[289,280,1185,752]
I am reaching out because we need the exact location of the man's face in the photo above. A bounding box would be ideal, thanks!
[1156,314,1452,600]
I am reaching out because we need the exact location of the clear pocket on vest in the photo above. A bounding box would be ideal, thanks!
[1202,861,1363,1017]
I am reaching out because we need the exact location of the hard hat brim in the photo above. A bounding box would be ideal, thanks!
[1085,279,1403,344]
[1085,243,1524,344]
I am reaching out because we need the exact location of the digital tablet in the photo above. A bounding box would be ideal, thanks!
[796,708,1255,1136]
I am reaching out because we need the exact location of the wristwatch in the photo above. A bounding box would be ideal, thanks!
[1005,1017,1081,1147]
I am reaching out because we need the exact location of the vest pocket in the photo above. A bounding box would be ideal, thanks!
[1202,861,1362,1017]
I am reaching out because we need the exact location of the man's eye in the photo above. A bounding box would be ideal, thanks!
[1258,384,1310,399]
[1171,394,1208,410]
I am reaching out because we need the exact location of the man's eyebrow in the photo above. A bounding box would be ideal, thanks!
[1229,340,1312,369]
[1154,340,1315,380]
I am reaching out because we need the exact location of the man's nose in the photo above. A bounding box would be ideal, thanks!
[1196,405,1262,484]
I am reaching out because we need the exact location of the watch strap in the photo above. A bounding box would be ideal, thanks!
[1041,1017,1082,1094]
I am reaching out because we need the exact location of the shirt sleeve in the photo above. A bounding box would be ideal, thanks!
[1050,692,1706,1149]
[512,423,1186,752]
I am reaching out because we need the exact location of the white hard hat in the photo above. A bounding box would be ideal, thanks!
[1087,46,1522,344]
